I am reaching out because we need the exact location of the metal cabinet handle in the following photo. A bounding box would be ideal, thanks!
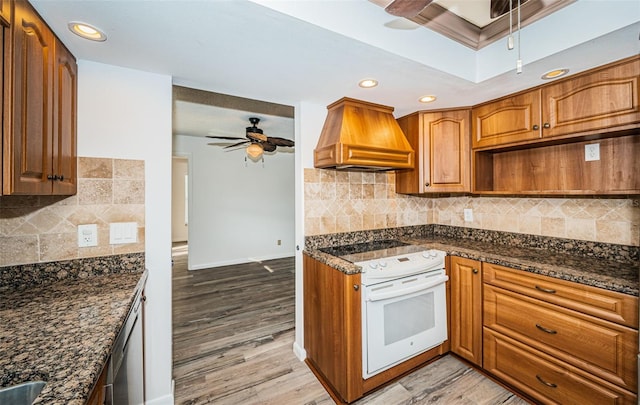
[472,268,479,274]
[543,122,551,129]
[353,284,360,291]
[535,324,557,334]
[425,182,430,187]
[535,285,556,294]
[536,374,557,388]
[47,174,55,180]
[58,175,64,181]
[532,124,539,130]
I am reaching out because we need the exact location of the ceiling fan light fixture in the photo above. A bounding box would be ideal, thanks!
[68,21,107,41]
[358,79,378,88]
[541,68,569,80]
[419,95,437,103]
[246,143,264,160]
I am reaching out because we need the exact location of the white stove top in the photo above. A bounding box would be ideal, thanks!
[357,249,446,285]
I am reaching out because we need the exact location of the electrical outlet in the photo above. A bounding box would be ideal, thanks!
[463,208,473,222]
[78,224,98,247]
[585,143,600,161]
[277,239,282,246]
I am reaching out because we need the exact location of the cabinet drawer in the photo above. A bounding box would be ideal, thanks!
[484,328,637,405]
[483,262,638,328]
[484,285,638,392]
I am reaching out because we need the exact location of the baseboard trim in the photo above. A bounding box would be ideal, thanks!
[189,253,295,270]
[293,340,306,361]
[145,392,174,405]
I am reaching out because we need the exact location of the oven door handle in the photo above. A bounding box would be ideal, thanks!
[366,275,448,302]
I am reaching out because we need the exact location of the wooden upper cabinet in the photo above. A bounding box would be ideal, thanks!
[396,109,470,194]
[472,90,541,149]
[3,0,77,195]
[6,0,55,195]
[52,40,77,195]
[0,0,10,25]
[542,57,640,139]
[472,56,640,150]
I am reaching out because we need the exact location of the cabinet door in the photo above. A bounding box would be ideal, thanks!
[303,254,363,402]
[395,109,470,194]
[472,90,541,149]
[542,57,640,139]
[449,256,482,366]
[6,0,54,195]
[0,0,10,25]
[423,109,470,192]
[52,40,77,195]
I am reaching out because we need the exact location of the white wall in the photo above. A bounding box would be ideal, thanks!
[293,100,327,360]
[172,157,189,242]
[77,61,173,404]
[173,134,295,270]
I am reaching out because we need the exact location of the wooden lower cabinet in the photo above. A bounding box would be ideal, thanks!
[86,360,108,405]
[483,262,638,401]
[303,253,363,402]
[484,328,637,404]
[449,256,482,366]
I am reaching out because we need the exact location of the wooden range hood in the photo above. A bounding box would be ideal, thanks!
[314,97,414,171]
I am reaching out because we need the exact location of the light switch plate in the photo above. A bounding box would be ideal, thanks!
[585,143,600,161]
[110,222,138,244]
[463,208,473,222]
[78,224,98,247]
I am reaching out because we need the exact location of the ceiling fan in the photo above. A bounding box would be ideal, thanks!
[384,0,528,18]
[206,117,294,160]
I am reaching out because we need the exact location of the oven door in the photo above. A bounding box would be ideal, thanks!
[362,270,448,379]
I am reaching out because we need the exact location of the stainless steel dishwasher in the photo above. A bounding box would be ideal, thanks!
[106,287,144,405]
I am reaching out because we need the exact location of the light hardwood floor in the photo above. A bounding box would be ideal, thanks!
[172,244,531,405]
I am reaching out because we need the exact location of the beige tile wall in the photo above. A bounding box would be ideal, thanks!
[304,168,640,246]
[0,157,145,266]
[304,169,431,236]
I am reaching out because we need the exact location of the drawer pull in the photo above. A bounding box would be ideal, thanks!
[535,285,556,294]
[535,324,557,334]
[536,374,557,388]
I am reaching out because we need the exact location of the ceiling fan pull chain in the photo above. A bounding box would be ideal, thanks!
[516,0,522,74]
[507,0,514,50]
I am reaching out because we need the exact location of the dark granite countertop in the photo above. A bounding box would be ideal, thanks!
[304,236,638,297]
[0,270,147,404]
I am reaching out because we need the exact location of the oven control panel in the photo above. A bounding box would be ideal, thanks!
[358,249,446,285]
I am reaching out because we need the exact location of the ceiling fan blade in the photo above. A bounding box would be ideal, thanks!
[384,0,433,18]
[206,135,246,140]
[267,137,295,147]
[223,140,250,149]
[247,132,268,143]
[262,142,277,152]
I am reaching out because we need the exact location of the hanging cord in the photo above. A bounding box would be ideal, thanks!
[516,0,522,73]
[507,0,514,50]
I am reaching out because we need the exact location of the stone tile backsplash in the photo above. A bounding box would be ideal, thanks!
[0,157,145,266]
[304,168,639,247]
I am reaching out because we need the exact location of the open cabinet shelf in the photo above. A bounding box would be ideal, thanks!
[473,134,640,195]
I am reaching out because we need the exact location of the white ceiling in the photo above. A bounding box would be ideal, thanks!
[30,0,640,138]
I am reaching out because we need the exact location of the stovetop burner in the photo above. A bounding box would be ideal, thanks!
[319,239,426,263]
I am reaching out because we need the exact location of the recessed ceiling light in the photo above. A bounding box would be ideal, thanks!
[541,68,569,80]
[358,79,378,88]
[419,95,437,103]
[68,21,107,42]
